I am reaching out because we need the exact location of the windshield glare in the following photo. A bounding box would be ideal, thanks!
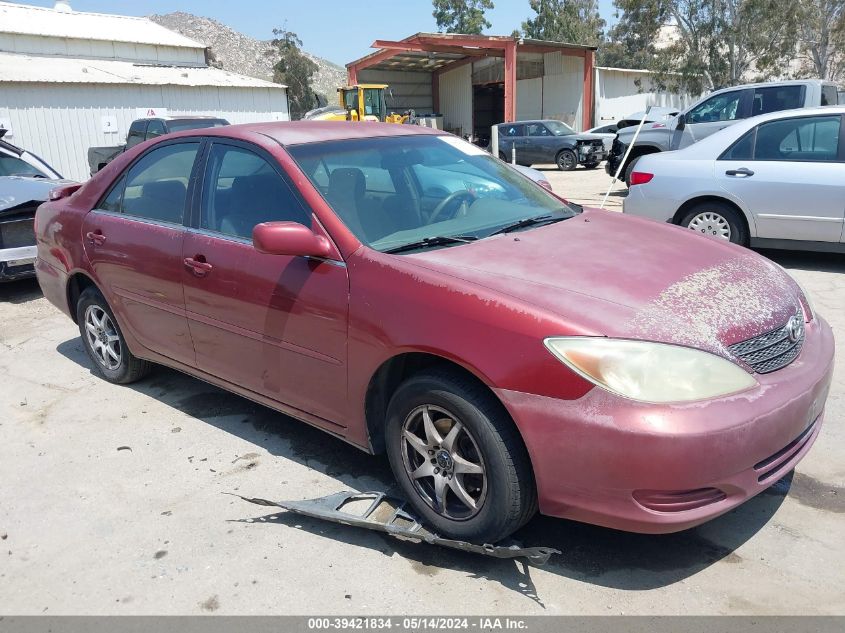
[545,120,576,136]
[287,135,574,253]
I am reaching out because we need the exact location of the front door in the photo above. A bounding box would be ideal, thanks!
[181,140,350,425]
[82,141,201,366]
[717,113,845,243]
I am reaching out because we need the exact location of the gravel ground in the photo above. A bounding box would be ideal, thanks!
[0,178,843,614]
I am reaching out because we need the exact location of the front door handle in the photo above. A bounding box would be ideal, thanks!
[86,231,106,245]
[725,167,754,177]
[184,256,213,277]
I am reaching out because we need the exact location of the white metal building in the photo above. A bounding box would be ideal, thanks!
[0,1,289,181]
[594,67,701,123]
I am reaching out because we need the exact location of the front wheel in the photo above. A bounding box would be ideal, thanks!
[385,369,537,543]
[76,286,152,384]
[556,149,578,171]
[680,201,748,246]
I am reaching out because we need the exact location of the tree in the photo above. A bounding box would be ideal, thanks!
[607,0,800,93]
[432,0,494,34]
[796,0,845,80]
[270,28,319,120]
[518,0,605,47]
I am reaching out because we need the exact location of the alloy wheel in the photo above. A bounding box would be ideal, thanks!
[400,404,487,520]
[687,211,732,241]
[84,305,122,371]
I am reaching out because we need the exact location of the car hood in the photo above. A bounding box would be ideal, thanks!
[406,210,801,358]
[0,176,73,214]
[571,133,606,142]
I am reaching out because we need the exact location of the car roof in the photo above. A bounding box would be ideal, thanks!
[162,121,447,146]
[709,79,837,96]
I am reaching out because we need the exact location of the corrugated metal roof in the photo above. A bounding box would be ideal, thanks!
[0,52,287,88]
[0,2,204,49]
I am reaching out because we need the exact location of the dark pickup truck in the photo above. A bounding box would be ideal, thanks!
[87,116,229,175]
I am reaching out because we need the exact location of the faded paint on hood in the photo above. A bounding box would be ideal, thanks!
[407,210,800,357]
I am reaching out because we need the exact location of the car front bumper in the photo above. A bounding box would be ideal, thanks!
[496,316,835,533]
[0,245,37,281]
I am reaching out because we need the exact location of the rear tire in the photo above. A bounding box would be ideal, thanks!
[556,149,577,171]
[623,156,642,187]
[680,201,748,246]
[76,286,152,384]
[385,368,537,543]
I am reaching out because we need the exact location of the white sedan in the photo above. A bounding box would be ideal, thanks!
[623,106,845,253]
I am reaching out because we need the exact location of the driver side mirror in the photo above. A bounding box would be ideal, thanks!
[675,113,686,130]
[253,221,333,259]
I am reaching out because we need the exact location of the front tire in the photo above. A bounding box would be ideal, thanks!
[680,201,748,246]
[556,149,577,171]
[76,286,152,384]
[385,368,537,543]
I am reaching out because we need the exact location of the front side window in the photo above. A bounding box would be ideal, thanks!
[201,144,311,240]
[288,135,576,253]
[688,91,743,123]
[754,115,841,161]
[126,121,148,149]
[145,120,166,140]
[363,88,385,119]
[117,142,200,224]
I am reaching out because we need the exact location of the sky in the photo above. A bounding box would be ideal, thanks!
[18,0,619,66]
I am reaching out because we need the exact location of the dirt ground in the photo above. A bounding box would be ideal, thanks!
[0,172,843,614]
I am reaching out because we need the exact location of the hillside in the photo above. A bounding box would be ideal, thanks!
[148,12,346,102]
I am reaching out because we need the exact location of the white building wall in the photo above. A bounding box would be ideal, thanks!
[438,64,472,137]
[0,83,289,181]
[516,77,543,120]
[541,51,584,131]
[595,67,701,123]
[358,69,433,113]
[0,34,206,65]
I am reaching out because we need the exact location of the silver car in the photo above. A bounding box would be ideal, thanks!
[623,106,845,253]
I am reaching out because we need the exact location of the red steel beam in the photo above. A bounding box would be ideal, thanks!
[582,49,595,130]
[503,39,517,122]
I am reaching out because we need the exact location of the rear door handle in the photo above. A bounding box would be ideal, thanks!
[184,257,213,277]
[725,167,754,177]
[86,231,106,245]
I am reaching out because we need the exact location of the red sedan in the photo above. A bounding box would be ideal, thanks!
[35,122,834,542]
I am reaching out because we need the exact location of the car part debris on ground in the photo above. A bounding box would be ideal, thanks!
[233,491,561,565]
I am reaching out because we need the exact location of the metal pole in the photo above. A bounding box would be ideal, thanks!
[491,125,498,159]
[600,106,652,210]
[511,141,516,165]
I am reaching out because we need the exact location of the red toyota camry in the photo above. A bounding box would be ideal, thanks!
[35,122,833,543]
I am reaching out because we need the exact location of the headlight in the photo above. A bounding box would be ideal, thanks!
[544,337,758,403]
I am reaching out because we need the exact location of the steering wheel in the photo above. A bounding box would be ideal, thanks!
[428,190,476,224]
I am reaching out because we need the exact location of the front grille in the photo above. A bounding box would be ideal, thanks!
[0,218,35,249]
[728,313,804,374]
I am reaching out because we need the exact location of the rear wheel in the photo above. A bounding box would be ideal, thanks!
[76,286,152,384]
[623,156,642,187]
[385,368,537,543]
[556,149,578,171]
[680,201,748,246]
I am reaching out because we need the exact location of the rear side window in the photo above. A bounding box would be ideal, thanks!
[751,85,804,116]
[499,124,525,137]
[200,144,311,240]
[108,143,200,224]
[720,129,755,160]
[754,115,840,161]
[821,84,838,106]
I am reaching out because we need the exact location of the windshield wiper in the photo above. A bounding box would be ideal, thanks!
[383,235,478,254]
[487,214,567,236]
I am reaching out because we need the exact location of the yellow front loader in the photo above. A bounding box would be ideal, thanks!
[303,84,410,123]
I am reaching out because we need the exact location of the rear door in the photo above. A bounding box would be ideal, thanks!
[498,124,528,163]
[717,113,845,243]
[181,139,350,425]
[82,140,201,365]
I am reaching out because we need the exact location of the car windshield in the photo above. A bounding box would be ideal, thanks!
[287,135,576,253]
[544,120,576,136]
[0,154,48,178]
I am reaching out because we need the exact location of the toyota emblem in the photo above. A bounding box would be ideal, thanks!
[786,315,804,343]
